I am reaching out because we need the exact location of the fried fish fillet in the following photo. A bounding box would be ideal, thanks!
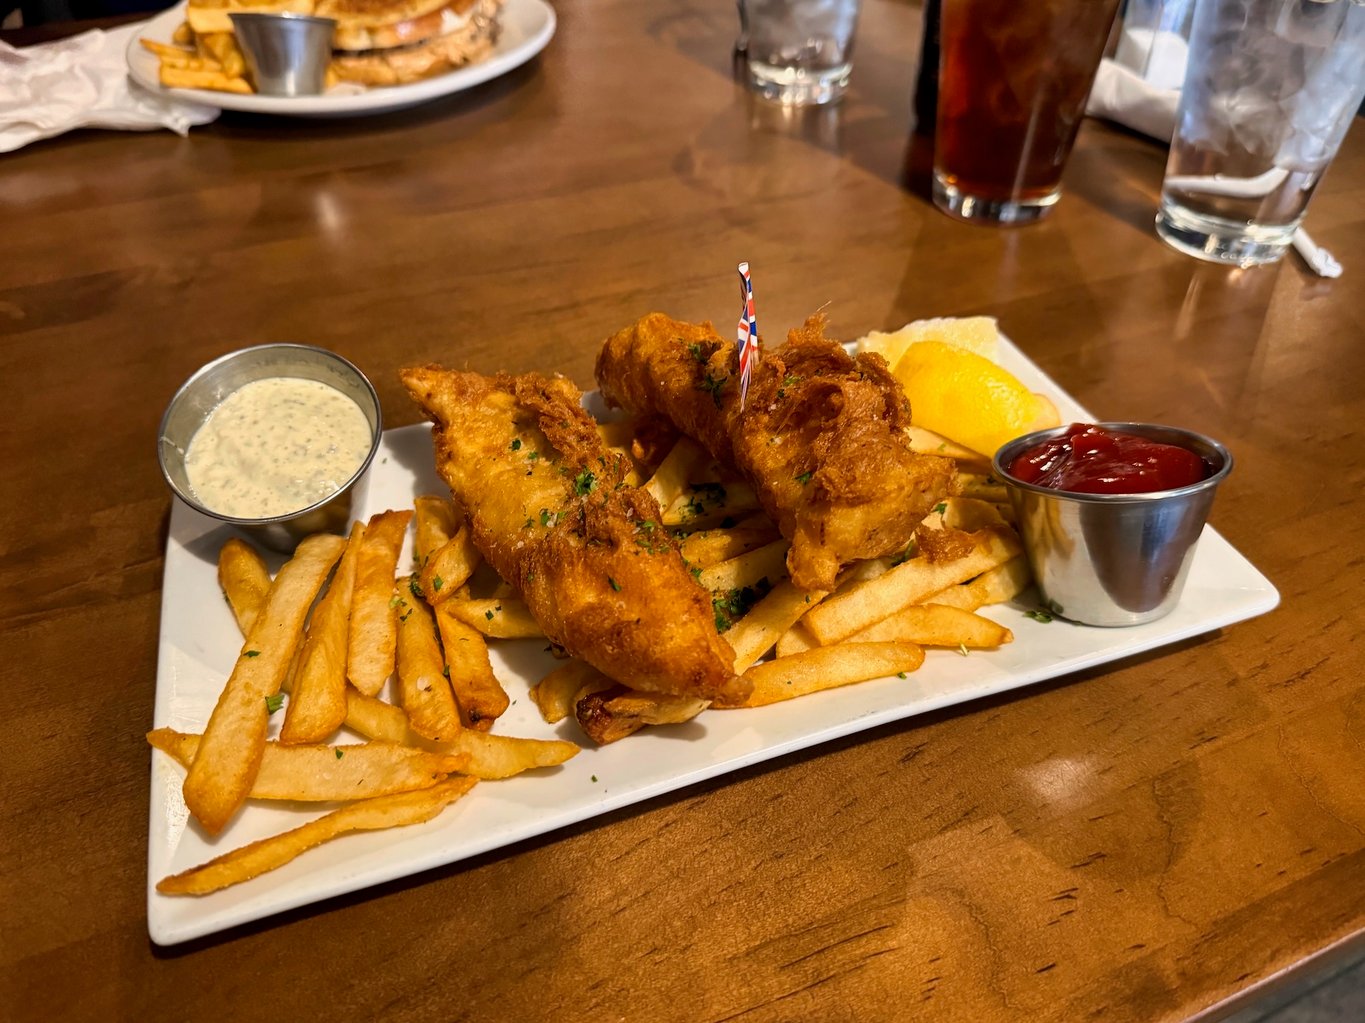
[595,312,958,592]
[401,366,745,705]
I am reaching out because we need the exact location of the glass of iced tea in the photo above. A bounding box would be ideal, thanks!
[933,0,1122,225]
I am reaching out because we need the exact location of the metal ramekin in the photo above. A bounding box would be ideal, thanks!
[158,344,381,553]
[993,423,1233,627]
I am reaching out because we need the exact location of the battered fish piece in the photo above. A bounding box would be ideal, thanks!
[596,313,957,591]
[402,366,745,706]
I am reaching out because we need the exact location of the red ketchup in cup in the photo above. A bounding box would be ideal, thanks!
[1007,424,1209,495]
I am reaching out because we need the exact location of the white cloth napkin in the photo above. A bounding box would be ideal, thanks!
[0,21,219,154]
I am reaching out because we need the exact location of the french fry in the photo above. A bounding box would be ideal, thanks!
[182,533,345,835]
[698,539,790,595]
[575,686,709,744]
[904,425,992,468]
[433,603,510,730]
[774,620,818,658]
[663,480,759,529]
[803,526,1021,645]
[149,729,469,801]
[923,555,1032,611]
[171,21,194,46]
[677,520,781,570]
[157,778,476,895]
[140,38,197,60]
[413,496,481,603]
[197,31,246,78]
[413,495,457,568]
[444,597,543,639]
[217,537,270,635]
[395,579,462,742]
[716,642,925,708]
[529,660,611,724]
[343,689,412,744]
[847,604,1014,648]
[643,437,708,510]
[938,497,1008,533]
[958,472,1009,504]
[348,509,412,696]
[159,65,252,94]
[726,580,827,673]
[424,731,579,779]
[281,521,365,744]
[424,532,480,606]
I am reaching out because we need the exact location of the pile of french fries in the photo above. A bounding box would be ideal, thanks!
[154,409,1028,895]
[152,505,579,896]
[141,22,335,95]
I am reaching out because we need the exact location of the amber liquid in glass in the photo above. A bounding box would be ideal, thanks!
[934,0,1120,221]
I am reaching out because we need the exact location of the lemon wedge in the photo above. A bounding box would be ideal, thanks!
[893,341,1058,458]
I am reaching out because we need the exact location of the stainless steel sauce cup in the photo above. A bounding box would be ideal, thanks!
[993,423,1232,627]
[158,344,382,553]
[229,13,337,97]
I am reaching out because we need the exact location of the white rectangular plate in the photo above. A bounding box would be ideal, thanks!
[148,338,1279,944]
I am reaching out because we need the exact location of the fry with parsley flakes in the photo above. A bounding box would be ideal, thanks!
[443,597,544,639]
[715,642,925,708]
[433,602,510,730]
[395,578,462,742]
[415,495,481,605]
[157,778,477,896]
[348,509,412,696]
[182,533,345,835]
[430,730,580,779]
[149,729,469,801]
[281,520,365,745]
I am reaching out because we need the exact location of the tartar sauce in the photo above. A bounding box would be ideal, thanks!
[185,377,372,518]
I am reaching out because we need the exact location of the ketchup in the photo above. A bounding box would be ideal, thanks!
[1007,424,1208,495]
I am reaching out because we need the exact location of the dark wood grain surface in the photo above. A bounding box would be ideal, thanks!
[3,1,1364,1020]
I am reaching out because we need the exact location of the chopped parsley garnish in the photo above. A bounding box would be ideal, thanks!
[264,693,284,713]
[526,450,540,461]
[608,577,621,592]
[591,775,599,783]
[897,672,907,679]
[399,609,413,622]
[539,508,558,527]
[686,342,708,364]
[409,577,423,600]
[573,470,598,496]
[711,578,772,633]
[432,575,444,592]
[335,748,344,760]
[795,471,813,486]
[485,609,496,621]
[934,502,947,514]
[388,594,401,609]
[443,665,451,678]
[524,517,535,529]
[1024,609,1054,623]
[890,545,914,567]
[776,374,803,399]
[696,372,726,407]
[510,438,522,451]
[243,649,260,658]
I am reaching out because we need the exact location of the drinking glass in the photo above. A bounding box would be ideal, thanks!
[932,0,1122,224]
[1156,0,1365,267]
[736,0,862,105]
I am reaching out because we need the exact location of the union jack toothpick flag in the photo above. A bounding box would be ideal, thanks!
[736,261,759,410]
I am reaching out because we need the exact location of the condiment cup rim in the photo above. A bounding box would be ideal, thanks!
[992,421,1233,504]
[228,11,338,28]
[157,343,382,526]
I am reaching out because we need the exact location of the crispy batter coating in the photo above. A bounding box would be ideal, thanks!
[595,312,958,591]
[401,366,744,705]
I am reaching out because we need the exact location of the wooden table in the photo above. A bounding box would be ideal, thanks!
[4,1,1364,1019]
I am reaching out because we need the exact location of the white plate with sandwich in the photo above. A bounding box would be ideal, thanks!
[127,0,555,116]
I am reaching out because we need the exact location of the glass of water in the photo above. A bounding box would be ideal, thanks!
[1156,0,1365,267]
[736,0,862,105]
